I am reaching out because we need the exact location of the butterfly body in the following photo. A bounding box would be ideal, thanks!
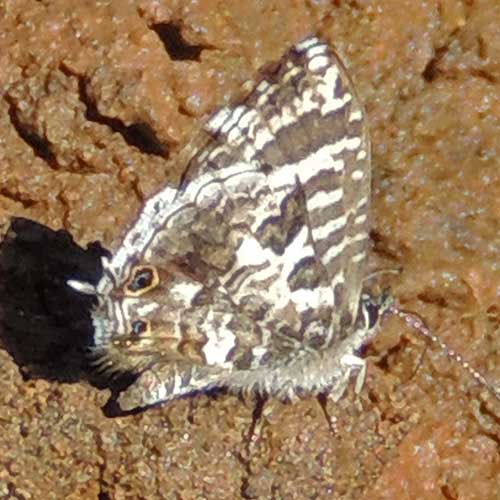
[70,37,387,412]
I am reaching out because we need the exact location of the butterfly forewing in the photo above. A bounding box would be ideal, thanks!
[188,38,370,339]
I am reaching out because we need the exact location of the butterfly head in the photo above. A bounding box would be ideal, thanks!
[70,260,177,376]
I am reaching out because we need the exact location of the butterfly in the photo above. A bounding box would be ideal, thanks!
[67,36,394,413]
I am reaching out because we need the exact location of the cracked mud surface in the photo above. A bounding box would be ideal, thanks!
[1,1,499,499]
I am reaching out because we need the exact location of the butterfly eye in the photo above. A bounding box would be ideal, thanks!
[125,265,159,296]
[130,319,149,337]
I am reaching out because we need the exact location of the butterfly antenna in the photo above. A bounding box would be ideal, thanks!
[388,304,500,400]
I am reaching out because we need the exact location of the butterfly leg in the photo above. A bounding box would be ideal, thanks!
[327,353,367,404]
[342,353,367,396]
[243,392,268,456]
[316,392,339,435]
[315,355,367,435]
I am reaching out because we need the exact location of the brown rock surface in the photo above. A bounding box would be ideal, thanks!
[0,1,499,499]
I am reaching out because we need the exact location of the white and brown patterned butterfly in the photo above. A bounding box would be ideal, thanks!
[66,37,399,412]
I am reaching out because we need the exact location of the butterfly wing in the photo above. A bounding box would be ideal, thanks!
[181,36,371,339]
[80,36,372,411]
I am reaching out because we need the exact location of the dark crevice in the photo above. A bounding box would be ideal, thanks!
[0,187,38,209]
[422,46,448,82]
[177,104,195,117]
[240,476,251,500]
[366,388,380,405]
[87,424,111,500]
[477,35,487,59]
[416,291,448,308]
[151,22,210,61]
[5,96,57,166]
[237,450,255,500]
[73,156,99,175]
[472,403,500,445]
[441,485,457,500]
[372,342,407,373]
[55,191,71,230]
[477,399,500,429]
[129,175,145,204]
[370,229,401,261]
[470,68,497,83]
[75,75,168,157]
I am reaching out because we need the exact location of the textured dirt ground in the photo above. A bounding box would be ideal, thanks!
[1,1,499,499]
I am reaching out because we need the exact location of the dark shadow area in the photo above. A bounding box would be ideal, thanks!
[151,22,207,61]
[422,45,448,82]
[0,218,156,408]
[5,97,57,167]
[0,217,106,383]
[75,75,169,158]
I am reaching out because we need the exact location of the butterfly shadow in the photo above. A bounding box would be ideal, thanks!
[0,217,109,386]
